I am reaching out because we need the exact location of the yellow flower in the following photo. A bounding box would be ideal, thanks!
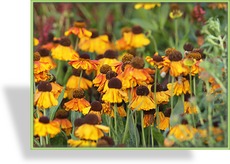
[129,85,156,111]
[157,108,171,130]
[34,71,49,83]
[150,83,171,105]
[184,101,198,114]
[68,139,97,147]
[102,77,128,103]
[51,37,78,61]
[134,3,161,10]
[64,88,90,114]
[168,124,197,141]
[50,81,63,99]
[34,116,60,137]
[143,110,155,128]
[169,9,183,19]
[116,26,150,50]
[64,21,92,38]
[34,81,58,109]
[34,37,39,46]
[167,77,191,96]
[78,30,114,55]
[74,114,109,141]
[68,53,99,71]
[145,52,164,69]
[38,48,56,70]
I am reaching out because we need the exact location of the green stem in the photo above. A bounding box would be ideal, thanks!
[78,70,83,88]
[74,38,79,51]
[56,60,65,85]
[71,111,76,137]
[150,125,154,147]
[141,111,146,147]
[154,67,160,131]
[205,81,213,147]
[170,77,175,111]
[114,103,118,144]
[63,66,72,85]
[174,19,178,50]
[189,68,193,97]
[193,76,196,96]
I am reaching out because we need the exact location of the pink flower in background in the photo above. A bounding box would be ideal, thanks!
[192,4,206,23]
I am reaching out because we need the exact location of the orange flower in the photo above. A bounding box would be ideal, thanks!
[64,88,90,114]
[68,53,99,71]
[150,83,171,105]
[53,109,72,136]
[34,71,49,83]
[167,76,191,96]
[34,52,52,74]
[51,81,63,99]
[146,52,165,69]
[64,21,92,38]
[143,110,155,128]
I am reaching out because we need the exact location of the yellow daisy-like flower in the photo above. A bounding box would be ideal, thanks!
[143,110,155,128]
[134,3,161,10]
[129,85,156,111]
[168,124,197,141]
[68,139,97,147]
[38,48,56,70]
[123,26,150,48]
[34,81,58,109]
[64,21,92,38]
[34,52,52,74]
[145,52,165,69]
[64,88,90,114]
[167,77,191,96]
[102,77,128,103]
[34,37,39,46]
[115,27,132,51]
[53,109,72,136]
[169,4,183,19]
[78,30,114,55]
[34,116,60,137]
[51,37,78,61]
[68,53,99,71]
[150,83,171,105]
[157,108,171,130]
[41,37,60,51]
[184,94,198,114]
[50,81,63,99]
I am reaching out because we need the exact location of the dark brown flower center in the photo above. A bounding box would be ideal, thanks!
[37,81,52,92]
[152,55,163,62]
[106,71,117,80]
[104,50,118,59]
[72,88,85,98]
[60,37,71,47]
[90,101,102,111]
[38,48,50,57]
[80,53,90,59]
[47,33,54,42]
[34,52,41,61]
[164,108,171,117]
[72,68,83,76]
[108,77,122,89]
[55,109,69,119]
[84,114,99,125]
[132,26,143,34]
[131,57,145,69]
[96,54,104,60]
[151,83,163,92]
[168,50,182,61]
[100,64,112,74]
[183,43,194,51]
[91,30,99,38]
[144,109,155,115]
[136,85,149,96]
[181,119,188,125]
[100,136,115,146]
[122,53,134,63]
[74,118,85,127]
[39,116,50,124]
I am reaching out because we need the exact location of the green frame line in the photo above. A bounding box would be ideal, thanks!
[30,0,230,150]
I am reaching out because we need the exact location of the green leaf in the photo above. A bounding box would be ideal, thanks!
[128,114,140,147]
[49,86,66,120]
[170,95,184,127]
[117,114,125,143]
[151,126,164,146]
[130,18,158,31]
[158,4,169,30]
[50,132,67,147]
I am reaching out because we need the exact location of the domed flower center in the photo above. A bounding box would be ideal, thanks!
[38,81,52,92]
[80,53,90,59]
[104,50,118,59]
[60,37,71,47]
[164,108,171,117]
[55,109,69,119]
[168,50,182,61]
[183,43,194,51]
[90,101,102,111]
[38,48,50,57]
[74,118,85,127]
[72,88,85,98]
[152,55,163,62]
[132,26,143,34]
[74,20,86,28]
[84,114,99,125]
[131,57,145,69]
[34,52,41,61]
[122,53,134,63]
[136,85,149,96]
[100,64,112,74]
[39,116,50,124]
[106,71,117,80]
[108,77,122,89]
